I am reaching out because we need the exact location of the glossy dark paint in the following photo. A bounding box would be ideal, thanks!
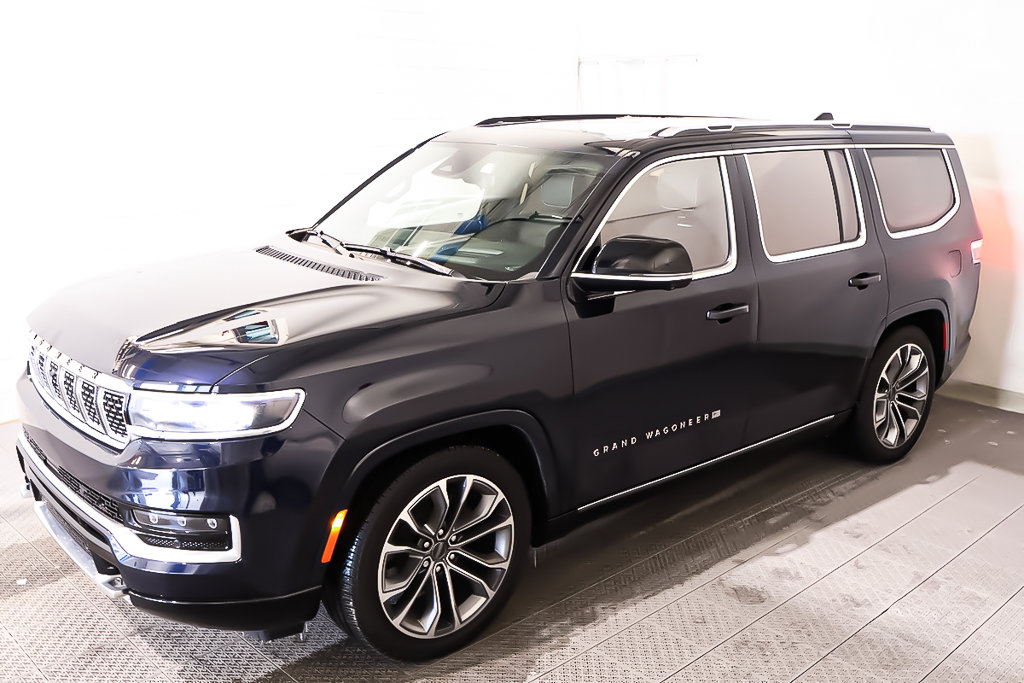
[15,118,982,635]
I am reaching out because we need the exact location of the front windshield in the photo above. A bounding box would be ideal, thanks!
[316,142,616,280]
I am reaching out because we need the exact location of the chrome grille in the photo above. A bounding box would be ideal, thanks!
[62,370,81,416]
[80,381,102,426]
[28,334,132,448]
[102,392,128,437]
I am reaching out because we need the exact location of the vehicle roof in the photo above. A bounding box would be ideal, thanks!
[434,114,954,156]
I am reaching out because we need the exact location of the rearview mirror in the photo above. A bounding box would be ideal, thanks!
[572,235,693,292]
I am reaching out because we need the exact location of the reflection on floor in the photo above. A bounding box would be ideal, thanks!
[2,396,1023,682]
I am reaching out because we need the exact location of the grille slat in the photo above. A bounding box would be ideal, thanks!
[101,391,128,437]
[80,381,103,427]
[62,370,81,416]
[28,336,131,448]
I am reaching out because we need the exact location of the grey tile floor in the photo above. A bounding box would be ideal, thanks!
[1,395,1023,682]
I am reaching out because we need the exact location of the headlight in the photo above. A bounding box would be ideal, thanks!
[127,388,305,440]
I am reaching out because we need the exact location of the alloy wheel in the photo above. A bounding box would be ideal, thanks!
[873,342,930,449]
[377,474,514,639]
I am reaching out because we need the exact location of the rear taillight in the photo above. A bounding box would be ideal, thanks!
[970,238,983,264]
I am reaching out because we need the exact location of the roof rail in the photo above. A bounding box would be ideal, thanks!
[474,113,738,127]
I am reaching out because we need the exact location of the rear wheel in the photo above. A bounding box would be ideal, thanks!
[851,327,935,463]
[324,446,530,660]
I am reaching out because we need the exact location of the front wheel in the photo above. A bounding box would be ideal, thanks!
[851,327,936,463]
[324,446,530,660]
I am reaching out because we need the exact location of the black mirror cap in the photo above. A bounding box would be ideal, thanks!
[593,235,693,276]
[573,236,693,292]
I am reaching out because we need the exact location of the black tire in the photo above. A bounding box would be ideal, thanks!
[324,445,531,660]
[851,327,936,464]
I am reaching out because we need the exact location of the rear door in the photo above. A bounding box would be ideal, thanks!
[738,146,888,442]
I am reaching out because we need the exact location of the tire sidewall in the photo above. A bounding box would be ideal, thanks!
[853,327,936,463]
[337,446,531,660]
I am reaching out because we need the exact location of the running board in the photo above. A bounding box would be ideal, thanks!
[577,414,836,512]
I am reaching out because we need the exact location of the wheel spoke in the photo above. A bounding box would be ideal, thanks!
[890,403,907,445]
[873,397,888,428]
[424,571,443,637]
[389,567,433,628]
[398,508,434,540]
[442,565,462,629]
[380,554,427,599]
[445,476,475,535]
[449,562,496,599]
[451,516,513,549]
[453,545,511,571]
[895,361,927,392]
[451,483,501,536]
[894,397,922,423]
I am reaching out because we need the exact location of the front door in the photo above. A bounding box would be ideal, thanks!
[564,154,758,508]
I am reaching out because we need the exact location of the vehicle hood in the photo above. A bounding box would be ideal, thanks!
[27,238,504,385]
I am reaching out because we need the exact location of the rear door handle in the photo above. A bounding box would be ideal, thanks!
[706,303,750,322]
[849,272,882,289]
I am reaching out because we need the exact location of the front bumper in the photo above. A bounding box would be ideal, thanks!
[15,373,344,634]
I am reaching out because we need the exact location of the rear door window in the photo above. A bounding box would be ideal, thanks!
[746,149,861,260]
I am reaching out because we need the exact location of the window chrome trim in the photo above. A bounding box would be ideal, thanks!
[19,430,242,565]
[571,155,738,283]
[745,148,867,263]
[864,148,961,239]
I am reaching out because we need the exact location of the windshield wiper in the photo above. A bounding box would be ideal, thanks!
[310,230,462,278]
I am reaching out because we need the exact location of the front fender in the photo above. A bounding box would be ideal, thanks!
[332,409,559,529]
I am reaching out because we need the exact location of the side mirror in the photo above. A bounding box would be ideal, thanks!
[572,235,693,292]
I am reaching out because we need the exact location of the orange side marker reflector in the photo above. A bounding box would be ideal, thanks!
[321,510,347,564]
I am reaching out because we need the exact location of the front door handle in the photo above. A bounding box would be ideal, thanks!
[849,272,882,289]
[706,303,750,322]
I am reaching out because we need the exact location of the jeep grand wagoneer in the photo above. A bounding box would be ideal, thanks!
[15,114,981,659]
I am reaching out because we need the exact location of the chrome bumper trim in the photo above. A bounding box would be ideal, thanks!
[19,430,242,565]
[33,500,128,599]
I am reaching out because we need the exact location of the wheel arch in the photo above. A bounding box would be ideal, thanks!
[336,410,558,546]
[876,301,949,384]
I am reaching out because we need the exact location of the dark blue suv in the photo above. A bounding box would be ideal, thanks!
[15,114,981,659]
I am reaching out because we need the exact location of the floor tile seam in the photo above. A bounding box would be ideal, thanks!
[426,466,864,667]
[916,583,1024,683]
[0,621,51,682]
[0,502,168,657]
[653,473,985,683]
[782,498,1024,683]
[227,630,304,681]
[504,467,983,682]
[520,523,815,682]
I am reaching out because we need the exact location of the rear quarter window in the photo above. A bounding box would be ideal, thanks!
[868,150,955,232]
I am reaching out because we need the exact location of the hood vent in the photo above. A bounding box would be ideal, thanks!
[256,246,382,282]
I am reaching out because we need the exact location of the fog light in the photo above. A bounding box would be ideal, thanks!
[130,509,227,534]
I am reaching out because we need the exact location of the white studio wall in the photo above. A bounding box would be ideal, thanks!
[0,2,580,419]
[1,1,1022,421]
[573,0,1024,397]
